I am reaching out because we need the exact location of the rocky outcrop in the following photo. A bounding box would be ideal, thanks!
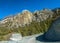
[33,8,53,22]
[20,10,33,26]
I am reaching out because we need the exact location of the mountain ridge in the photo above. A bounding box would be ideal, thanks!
[0,8,54,28]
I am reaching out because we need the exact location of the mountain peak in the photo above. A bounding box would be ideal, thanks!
[22,9,30,13]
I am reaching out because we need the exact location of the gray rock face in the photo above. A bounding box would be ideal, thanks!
[33,8,53,22]
[45,16,60,41]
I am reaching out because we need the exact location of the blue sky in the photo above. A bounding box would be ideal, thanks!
[0,0,60,19]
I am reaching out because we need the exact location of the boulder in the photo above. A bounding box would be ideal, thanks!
[44,16,60,41]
